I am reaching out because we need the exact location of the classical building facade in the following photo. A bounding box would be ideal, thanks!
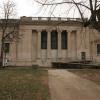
[1,16,100,67]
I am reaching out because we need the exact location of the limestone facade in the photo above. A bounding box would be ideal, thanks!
[1,16,100,67]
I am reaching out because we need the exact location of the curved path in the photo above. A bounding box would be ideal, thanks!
[48,70,100,100]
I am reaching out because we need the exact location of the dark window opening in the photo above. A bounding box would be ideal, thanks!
[81,52,86,60]
[41,30,47,49]
[97,44,100,54]
[51,30,58,49]
[4,43,10,53]
[61,30,67,49]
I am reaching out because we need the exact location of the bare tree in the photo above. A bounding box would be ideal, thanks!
[0,0,19,67]
[35,0,100,31]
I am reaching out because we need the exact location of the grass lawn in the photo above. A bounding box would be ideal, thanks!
[68,69,100,85]
[0,66,50,100]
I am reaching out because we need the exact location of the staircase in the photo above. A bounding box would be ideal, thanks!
[52,59,100,69]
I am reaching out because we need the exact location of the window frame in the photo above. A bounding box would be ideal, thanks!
[61,30,68,49]
[4,43,10,53]
[41,30,47,49]
[97,44,100,55]
[51,30,58,49]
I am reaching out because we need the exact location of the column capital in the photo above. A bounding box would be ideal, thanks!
[37,29,42,33]
[47,30,51,33]
[67,30,72,33]
[47,29,53,33]
[58,30,62,33]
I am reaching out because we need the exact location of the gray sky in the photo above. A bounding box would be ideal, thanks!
[0,0,91,18]
[14,0,39,17]
[0,0,39,17]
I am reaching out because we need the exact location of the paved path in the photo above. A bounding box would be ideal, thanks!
[48,70,100,100]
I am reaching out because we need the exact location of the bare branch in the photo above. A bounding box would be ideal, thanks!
[71,0,85,23]
[35,0,91,10]
[35,0,100,31]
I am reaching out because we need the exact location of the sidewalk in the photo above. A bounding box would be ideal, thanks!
[48,69,100,100]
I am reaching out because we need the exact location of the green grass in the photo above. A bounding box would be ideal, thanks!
[0,67,50,100]
[68,69,100,85]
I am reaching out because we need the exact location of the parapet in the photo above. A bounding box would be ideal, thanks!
[20,16,87,22]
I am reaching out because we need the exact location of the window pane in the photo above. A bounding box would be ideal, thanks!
[61,30,67,49]
[51,30,58,49]
[4,43,10,53]
[41,31,47,49]
[97,44,100,54]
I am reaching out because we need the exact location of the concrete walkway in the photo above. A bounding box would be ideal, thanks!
[48,70,100,100]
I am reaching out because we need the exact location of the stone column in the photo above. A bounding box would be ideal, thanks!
[47,31,51,58]
[68,30,71,58]
[58,31,61,59]
[37,30,41,59]
[76,30,80,59]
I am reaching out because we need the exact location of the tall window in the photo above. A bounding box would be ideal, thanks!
[41,30,47,49]
[51,30,58,49]
[61,30,68,49]
[4,43,10,53]
[97,44,100,54]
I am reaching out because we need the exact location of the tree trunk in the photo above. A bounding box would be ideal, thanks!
[0,30,5,67]
[0,38,5,67]
[97,8,100,22]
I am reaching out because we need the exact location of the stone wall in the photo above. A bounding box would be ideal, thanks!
[0,17,100,67]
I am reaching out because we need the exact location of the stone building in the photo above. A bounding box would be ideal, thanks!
[1,16,100,67]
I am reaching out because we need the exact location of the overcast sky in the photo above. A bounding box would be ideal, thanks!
[0,0,39,17]
[14,0,39,17]
[0,0,91,18]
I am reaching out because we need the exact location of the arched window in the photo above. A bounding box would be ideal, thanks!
[41,30,47,49]
[51,30,58,49]
[61,30,68,49]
